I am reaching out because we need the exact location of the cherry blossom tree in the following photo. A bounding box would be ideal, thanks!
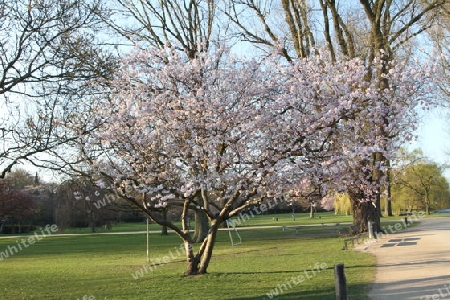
[101,0,221,242]
[320,195,335,212]
[82,44,434,274]
[319,56,437,230]
[225,0,446,229]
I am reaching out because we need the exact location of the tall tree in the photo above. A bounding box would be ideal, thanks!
[80,43,433,274]
[101,0,219,241]
[0,177,36,233]
[391,149,450,214]
[107,0,216,56]
[393,162,450,214]
[4,169,35,189]
[225,0,447,231]
[354,0,446,224]
[0,0,117,178]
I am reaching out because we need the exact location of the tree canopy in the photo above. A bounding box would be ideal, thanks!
[0,0,117,178]
[76,44,437,274]
[391,151,450,214]
[0,0,448,275]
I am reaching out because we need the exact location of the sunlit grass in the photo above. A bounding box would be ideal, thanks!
[0,224,375,300]
[35,211,432,235]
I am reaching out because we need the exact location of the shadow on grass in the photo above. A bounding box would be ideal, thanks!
[213,263,374,276]
[230,283,369,300]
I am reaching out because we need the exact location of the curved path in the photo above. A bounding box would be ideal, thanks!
[358,218,450,300]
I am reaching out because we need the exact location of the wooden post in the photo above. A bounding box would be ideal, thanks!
[335,263,348,300]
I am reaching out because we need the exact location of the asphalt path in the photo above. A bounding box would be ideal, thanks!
[358,218,450,300]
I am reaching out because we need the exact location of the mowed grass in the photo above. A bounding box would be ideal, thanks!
[55,211,413,234]
[0,221,375,300]
[55,211,354,234]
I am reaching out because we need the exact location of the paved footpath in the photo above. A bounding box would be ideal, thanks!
[356,217,450,300]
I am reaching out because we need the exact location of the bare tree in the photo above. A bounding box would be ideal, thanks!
[225,0,446,61]
[104,0,217,57]
[0,0,117,178]
[353,0,446,224]
[424,1,449,98]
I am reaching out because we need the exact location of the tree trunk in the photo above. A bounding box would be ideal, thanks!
[198,223,218,274]
[385,162,393,216]
[375,192,383,219]
[184,221,220,275]
[193,209,209,243]
[309,204,315,218]
[372,152,384,220]
[161,208,168,235]
[89,221,96,232]
[425,193,430,215]
[425,191,431,215]
[349,189,381,233]
[184,241,200,276]
[385,197,393,217]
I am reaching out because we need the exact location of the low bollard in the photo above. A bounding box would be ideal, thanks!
[368,220,374,239]
[335,263,348,300]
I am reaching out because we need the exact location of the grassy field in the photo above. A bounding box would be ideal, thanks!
[54,211,419,234]
[0,212,432,300]
[0,232,374,300]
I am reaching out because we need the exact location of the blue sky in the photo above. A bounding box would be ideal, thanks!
[410,107,450,179]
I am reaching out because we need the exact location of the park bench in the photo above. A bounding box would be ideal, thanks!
[282,226,301,233]
[338,225,368,250]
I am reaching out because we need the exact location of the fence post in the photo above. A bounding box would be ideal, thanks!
[335,263,348,300]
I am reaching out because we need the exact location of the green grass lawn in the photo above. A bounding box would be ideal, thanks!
[1,211,426,299]
[0,221,375,300]
[55,212,355,234]
[50,211,419,234]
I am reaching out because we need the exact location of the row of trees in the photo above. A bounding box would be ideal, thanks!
[1,0,449,275]
[390,150,450,215]
[0,168,326,234]
[0,170,43,233]
[332,151,450,215]
[0,170,143,233]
